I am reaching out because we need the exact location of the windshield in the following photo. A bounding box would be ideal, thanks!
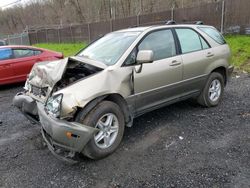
[78,32,140,66]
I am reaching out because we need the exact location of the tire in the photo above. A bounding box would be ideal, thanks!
[76,101,125,160]
[197,72,225,107]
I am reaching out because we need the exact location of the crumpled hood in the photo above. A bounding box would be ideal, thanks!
[28,58,68,88]
[27,56,107,89]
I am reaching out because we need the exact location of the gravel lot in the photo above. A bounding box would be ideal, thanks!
[0,73,249,188]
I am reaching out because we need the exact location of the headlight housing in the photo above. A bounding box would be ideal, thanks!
[24,80,31,92]
[45,94,63,118]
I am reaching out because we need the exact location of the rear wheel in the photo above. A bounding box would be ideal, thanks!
[197,72,224,107]
[76,101,125,160]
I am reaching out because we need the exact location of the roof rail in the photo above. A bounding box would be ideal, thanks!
[165,20,176,25]
[195,21,204,25]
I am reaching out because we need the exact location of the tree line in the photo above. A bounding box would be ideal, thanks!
[0,0,219,35]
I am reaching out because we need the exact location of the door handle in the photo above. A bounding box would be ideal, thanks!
[206,52,214,57]
[170,60,181,66]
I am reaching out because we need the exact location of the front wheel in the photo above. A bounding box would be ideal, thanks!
[197,72,225,107]
[76,101,125,160]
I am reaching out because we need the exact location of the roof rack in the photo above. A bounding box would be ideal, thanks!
[165,20,204,25]
[194,21,204,25]
[165,20,176,25]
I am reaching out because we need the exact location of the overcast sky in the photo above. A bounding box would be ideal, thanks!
[0,0,30,9]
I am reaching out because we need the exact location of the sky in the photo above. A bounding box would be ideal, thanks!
[0,0,30,9]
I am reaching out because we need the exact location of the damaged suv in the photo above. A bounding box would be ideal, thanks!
[14,24,233,161]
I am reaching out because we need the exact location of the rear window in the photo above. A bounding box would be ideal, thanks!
[13,49,41,58]
[199,27,226,45]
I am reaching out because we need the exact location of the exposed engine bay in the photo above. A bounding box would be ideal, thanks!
[54,59,103,91]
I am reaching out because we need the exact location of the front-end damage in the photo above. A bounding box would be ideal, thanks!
[38,103,98,163]
[13,56,134,162]
[13,57,106,120]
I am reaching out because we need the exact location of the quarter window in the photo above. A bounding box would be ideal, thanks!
[199,27,226,45]
[138,30,176,61]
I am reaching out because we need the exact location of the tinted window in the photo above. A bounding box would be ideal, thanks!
[138,29,176,61]
[0,48,12,60]
[13,49,36,58]
[176,28,204,53]
[199,27,226,45]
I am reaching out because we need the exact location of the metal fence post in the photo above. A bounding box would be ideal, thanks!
[88,23,91,43]
[58,26,61,43]
[137,14,140,26]
[171,7,175,20]
[70,24,74,43]
[36,31,38,44]
[27,32,31,45]
[220,1,225,34]
[110,19,113,32]
[20,33,23,45]
[45,29,48,43]
[7,35,10,44]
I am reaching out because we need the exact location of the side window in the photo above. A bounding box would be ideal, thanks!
[13,49,36,58]
[200,36,210,49]
[124,49,137,66]
[138,29,176,61]
[176,28,206,54]
[199,27,226,45]
[33,50,42,55]
[0,48,13,60]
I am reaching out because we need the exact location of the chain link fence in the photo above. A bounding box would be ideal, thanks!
[0,33,30,45]
[1,0,250,45]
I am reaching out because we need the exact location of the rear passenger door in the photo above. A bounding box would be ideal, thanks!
[175,28,213,94]
[133,29,183,114]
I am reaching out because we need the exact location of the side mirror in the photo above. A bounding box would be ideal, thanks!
[136,50,154,64]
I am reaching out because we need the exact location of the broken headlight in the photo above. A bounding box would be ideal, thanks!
[45,94,63,118]
[24,81,31,92]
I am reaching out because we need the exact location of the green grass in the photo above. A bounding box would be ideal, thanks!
[34,43,86,57]
[34,36,250,72]
[225,35,250,72]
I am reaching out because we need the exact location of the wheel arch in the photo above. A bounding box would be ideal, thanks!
[75,93,133,127]
[211,66,227,86]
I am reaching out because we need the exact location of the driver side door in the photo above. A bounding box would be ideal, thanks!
[133,29,183,115]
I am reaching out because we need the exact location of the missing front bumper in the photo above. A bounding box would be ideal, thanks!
[37,103,98,153]
[13,92,39,124]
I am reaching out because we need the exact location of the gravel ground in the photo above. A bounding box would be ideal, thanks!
[0,73,249,188]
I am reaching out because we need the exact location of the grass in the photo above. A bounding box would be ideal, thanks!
[34,43,86,57]
[34,35,250,72]
[225,35,250,72]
